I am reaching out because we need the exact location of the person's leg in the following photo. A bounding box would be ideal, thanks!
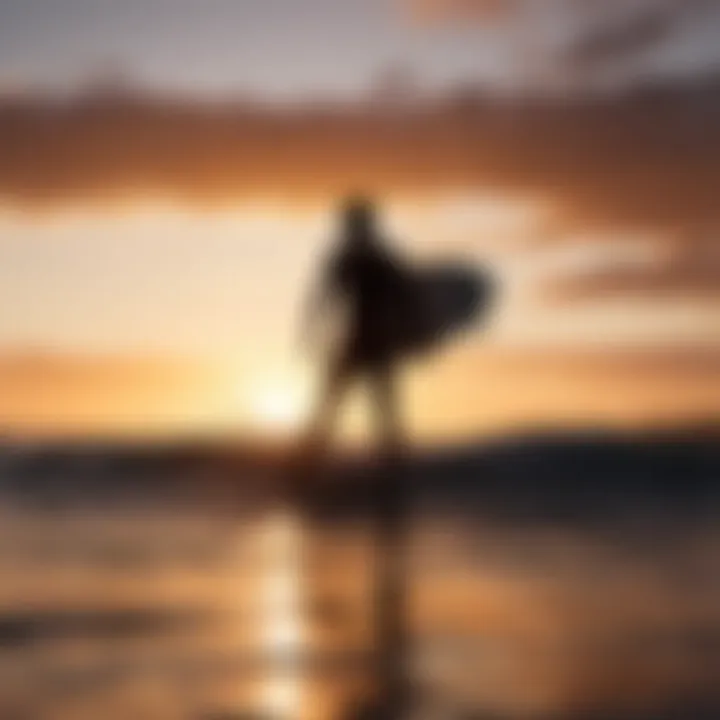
[369,362,409,715]
[370,362,403,456]
[304,355,353,454]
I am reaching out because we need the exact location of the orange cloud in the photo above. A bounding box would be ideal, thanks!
[0,354,216,438]
[546,233,720,302]
[0,349,717,438]
[403,0,516,23]
[1,85,720,231]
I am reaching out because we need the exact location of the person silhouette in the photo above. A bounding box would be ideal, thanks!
[301,197,410,457]
[295,200,496,718]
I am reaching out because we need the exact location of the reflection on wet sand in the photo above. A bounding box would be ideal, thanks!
[259,510,304,718]
[0,432,718,719]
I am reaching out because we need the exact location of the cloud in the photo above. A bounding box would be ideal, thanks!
[403,0,516,24]
[564,0,719,75]
[547,232,720,301]
[566,2,678,72]
[403,0,720,80]
[1,348,717,437]
[0,353,215,437]
[3,84,720,227]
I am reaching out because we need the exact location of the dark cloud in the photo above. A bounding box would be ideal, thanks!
[567,2,679,72]
[565,0,720,76]
[404,0,720,81]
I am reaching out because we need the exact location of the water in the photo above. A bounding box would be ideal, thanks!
[0,437,718,719]
[0,484,375,719]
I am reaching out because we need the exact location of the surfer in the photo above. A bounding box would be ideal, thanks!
[297,198,496,718]
[301,197,409,454]
[300,196,494,460]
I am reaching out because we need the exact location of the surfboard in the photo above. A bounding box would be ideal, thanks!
[396,263,496,358]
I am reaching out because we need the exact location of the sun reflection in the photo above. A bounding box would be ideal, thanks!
[260,511,305,718]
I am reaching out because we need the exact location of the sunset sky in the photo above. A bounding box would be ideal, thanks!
[2,0,720,98]
[0,0,718,440]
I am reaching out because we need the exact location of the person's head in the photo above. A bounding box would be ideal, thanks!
[340,196,377,243]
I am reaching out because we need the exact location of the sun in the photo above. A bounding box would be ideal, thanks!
[255,388,303,429]
[248,373,310,433]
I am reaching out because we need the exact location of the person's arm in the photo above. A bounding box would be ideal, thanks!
[299,252,339,351]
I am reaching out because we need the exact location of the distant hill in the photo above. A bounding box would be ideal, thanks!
[1,424,717,523]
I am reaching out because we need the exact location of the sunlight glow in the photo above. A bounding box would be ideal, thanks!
[247,370,311,433]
